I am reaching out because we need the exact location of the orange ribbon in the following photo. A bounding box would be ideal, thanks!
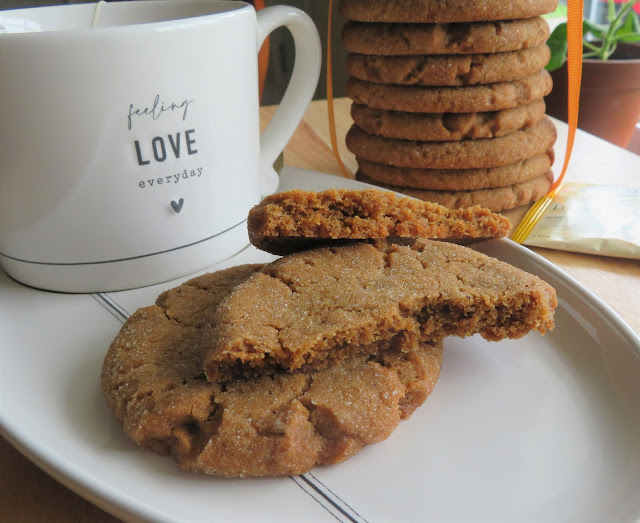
[511,0,584,243]
[551,0,584,193]
[327,0,352,178]
[254,0,269,103]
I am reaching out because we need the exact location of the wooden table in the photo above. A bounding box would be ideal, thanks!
[1,98,638,522]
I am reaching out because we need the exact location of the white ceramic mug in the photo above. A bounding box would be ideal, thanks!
[0,0,321,292]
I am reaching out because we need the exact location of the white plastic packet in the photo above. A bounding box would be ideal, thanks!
[522,183,640,259]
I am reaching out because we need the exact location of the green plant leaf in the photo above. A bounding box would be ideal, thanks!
[615,10,640,43]
[582,39,601,52]
[545,22,568,71]
[546,1,640,66]
[543,4,567,19]
[583,19,608,40]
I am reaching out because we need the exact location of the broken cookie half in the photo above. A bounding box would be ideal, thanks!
[247,188,511,254]
[204,239,556,381]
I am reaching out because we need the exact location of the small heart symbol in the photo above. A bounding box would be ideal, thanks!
[170,198,184,213]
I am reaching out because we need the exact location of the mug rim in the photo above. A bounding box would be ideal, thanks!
[0,0,252,36]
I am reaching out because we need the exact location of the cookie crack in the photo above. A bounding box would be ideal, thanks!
[447,23,473,47]
[398,27,413,51]
[262,270,299,295]
[400,57,429,85]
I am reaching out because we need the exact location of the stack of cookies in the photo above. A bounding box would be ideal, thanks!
[340,0,559,212]
[102,189,557,478]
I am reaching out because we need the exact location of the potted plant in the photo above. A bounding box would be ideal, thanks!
[545,0,640,148]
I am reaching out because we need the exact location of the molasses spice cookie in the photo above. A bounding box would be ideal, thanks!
[356,152,553,191]
[351,100,547,142]
[346,69,553,113]
[346,45,551,87]
[204,240,557,381]
[340,0,558,23]
[247,188,511,255]
[102,265,444,477]
[357,170,554,212]
[346,117,557,170]
[342,18,551,56]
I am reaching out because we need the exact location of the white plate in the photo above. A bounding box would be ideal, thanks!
[1,167,640,522]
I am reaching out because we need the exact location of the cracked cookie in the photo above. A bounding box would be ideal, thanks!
[356,152,553,191]
[341,18,551,56]
[346,69,553,114]
[357,170,554,212]
[204,240,557,382]
[339,0,558,23]
[346,45,550,87]
[247,188,511,255]
[101,265,443,477]
[346,117,557,170]
[350,100,547,142]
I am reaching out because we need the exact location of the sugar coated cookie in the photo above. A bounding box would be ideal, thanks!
[102,265,444,477]
[340,0,558,23]
[204,241,556,381]
[346,69,553,113]
[351,100,547,141]
[357,170,554,212]
[346,118,557,169]
[346,45,550,87]
[342,18,550,56]
[356,152,553,190]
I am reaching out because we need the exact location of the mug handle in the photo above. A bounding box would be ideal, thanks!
[256,6,322,197]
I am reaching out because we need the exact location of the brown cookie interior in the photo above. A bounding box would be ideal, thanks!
[247,188,511,255]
